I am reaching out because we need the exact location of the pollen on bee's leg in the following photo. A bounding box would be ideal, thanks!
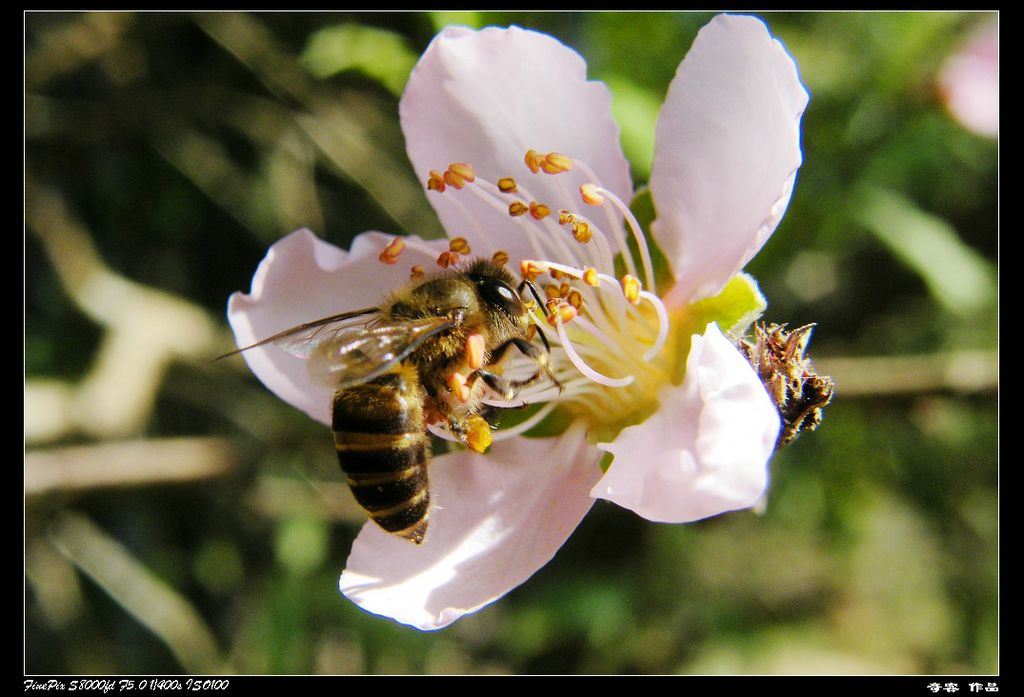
[465,333,485,370]
[464,414,492,453]
[378,237,405,265]
[447,372,471,402]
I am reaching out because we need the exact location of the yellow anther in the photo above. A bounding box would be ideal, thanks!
[465,333,486,371]
[508,201,529,217]
[529,201,551,220]
[520,259,548,282]
[410,264,425,281]
[582,267,599,287]
[544,283,562,301]
[447,371,471,402]
[545,300,578,327]
[620,274,641,305]
[449,236,471,254]
[378,237,405,265]
[567,289,584,309]
[447,162,475,184]
[437,250,460,268]
[498,177,518,193]
[541,152,574,174]
[580,183,605,206]
[549,268,565,280]
[559,282,571,296]
[465,414,493,453]
[524,149,543,174]
[492,250,510,267]
[572,221,593,244]
[426,170,446,193]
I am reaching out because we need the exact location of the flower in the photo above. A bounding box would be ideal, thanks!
[937,19,998,138]
[228,14,808,630]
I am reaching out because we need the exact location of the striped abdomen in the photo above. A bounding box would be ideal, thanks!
[331,365,431,544]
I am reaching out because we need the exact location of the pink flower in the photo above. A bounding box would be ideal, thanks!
[228,14,807,630]
[937,19,998,138]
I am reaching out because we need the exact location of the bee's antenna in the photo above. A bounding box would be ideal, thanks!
[520,279,554,356]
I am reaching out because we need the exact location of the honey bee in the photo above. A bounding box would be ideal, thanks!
[228,258,556,544]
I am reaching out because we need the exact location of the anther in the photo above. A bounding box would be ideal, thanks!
[545,301,578,327]
[580,183,604,206]
[572,221,593,244]
[492,250,510,267]
[410,264,425,280]
[443,163,475,190]
[559,210,576,225]
[449,236,471,254]
[509,201,529,217]
[582,267,599,287]
[544,283,561,301]
[529,201,551,220]
[524,149,543,174]
[437,250,460,268]
[620,274,641,305]
[567,290,583,309]
[465,333,485,371]
[541,152,573,174]
[378,237,405,265]
[426,170,446,193]
[550,268,565,280]
[520,259,548,281]
[498,177,518,193]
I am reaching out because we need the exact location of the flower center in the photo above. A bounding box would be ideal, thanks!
[397,151,674,436]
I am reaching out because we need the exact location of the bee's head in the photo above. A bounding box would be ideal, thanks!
[465,258,527,321]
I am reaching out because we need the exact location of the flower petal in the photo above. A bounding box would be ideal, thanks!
[340,424,603,630]
[227,229,447,425]
[937,20,998,138]
[401,26,632,269]
[650,14,809,307]
[593,322,780,523]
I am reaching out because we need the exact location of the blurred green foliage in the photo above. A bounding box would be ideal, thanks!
[25,12,997,675]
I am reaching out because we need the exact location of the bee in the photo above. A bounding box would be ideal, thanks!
[228,258,556,544]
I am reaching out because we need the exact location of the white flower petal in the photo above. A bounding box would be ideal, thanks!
[227,229,447,425]
[401,25,632,268]
[650,14,809,307]
[340,424,603,630]
[938,20,998,138]
[593,323,780,523]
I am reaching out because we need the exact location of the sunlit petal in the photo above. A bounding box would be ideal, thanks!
[341,424,603,630]
[593,323,780,523]
[650,14,809,307]
[227,229,447,425]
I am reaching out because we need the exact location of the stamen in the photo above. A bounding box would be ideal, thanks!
[443,163,476,190]
[587,184,655,292]
[492,250,510,267]
[582,267,599,287]
[620,274,641,305]
[572,221,592,244]
[509,201,529,217]
[490,401,560,441]
[378,237,405,265]
[524,149,543,174]
[541,152,573,174]
[579,183,604,206]
[426,170,446,193]
[497,177,518,193]
[437,250,460,268]
[638,290,669,361]
[550,309,634,388]
[449,236,471,254]
[545,300,577,327]
[529,201,551,220]
[410,265,425,281]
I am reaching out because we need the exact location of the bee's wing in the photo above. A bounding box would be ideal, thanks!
[306,315,456,388]
[217,308,382,361]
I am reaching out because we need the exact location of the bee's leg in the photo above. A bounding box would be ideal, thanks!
[486,338,562,393]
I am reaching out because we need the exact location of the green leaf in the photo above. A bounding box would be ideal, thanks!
[301,24,417,96]
[857,186,996,316]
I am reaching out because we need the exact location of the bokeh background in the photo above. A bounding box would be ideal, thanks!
[25,12,998,675]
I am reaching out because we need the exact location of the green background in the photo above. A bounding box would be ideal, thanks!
[25,12,998,675]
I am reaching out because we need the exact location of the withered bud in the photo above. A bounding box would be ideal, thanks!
[740,323,834,449]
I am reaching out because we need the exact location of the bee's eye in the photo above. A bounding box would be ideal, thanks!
[480,278,525,317]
